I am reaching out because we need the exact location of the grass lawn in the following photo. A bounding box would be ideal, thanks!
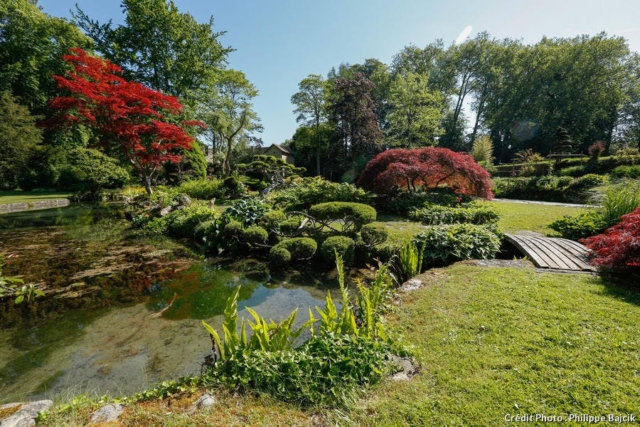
[0,191,71,205]
[347,263,640,426]
[481,200,593,235]
[37,263,640,426]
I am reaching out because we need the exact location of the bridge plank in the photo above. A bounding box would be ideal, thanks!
[505,233,596,273]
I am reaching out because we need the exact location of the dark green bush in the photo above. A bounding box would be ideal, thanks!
[243,226,269,245]
[320,236,356,264]
[175,178,225,200]
[223,176,245,198]
[143,203,218,238]
[268,177,373,211]
[413,224,501,267]
[274,238,317,260]
[269,246,291,267]
[194,219,217,242]
[548,210,607,241]
[492,175,603,203]
[222,220,243,239]
[409,205,499,225]
[259,210,286,231]
[280,217,302,234]
[309,202,376,232]
[611,165,640,179]
[566,173,610,191]
[360,224,389,246]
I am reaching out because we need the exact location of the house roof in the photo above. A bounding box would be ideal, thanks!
[263,144,294,155]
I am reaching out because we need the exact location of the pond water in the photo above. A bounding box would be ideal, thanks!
[0,205,336,403]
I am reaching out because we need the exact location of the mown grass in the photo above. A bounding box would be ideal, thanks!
[0,191,71,205]
[346,263,640,426]
[36,263,640,426]
[481,200,593,235]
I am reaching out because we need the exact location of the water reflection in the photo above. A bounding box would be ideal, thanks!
[0,206,337,403]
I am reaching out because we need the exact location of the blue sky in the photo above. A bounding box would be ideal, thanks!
[40,0,640,146]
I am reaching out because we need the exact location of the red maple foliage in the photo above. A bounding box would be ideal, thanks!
[357,147,494,199]
[580,207,640,271]
[47,48,203,194]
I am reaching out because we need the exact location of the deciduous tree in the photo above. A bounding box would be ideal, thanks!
[47,48,201,194]
[357,147,493,199]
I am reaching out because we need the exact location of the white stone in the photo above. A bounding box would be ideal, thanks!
[89,403,124,424]
[0,400,52,427]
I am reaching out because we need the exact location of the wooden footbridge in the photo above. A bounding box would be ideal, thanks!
[504,234,596,273]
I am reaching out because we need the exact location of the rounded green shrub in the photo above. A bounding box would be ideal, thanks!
[269,246,292,267]
[320,236,356,264]
[259,210,286,231]
[243,226,269,245]
[274,238,318,260]
[360,224,388,246]
[280,217,302,234]
[223,176,245,197]
[194,219,217,242]
[165,203,218,238]
[222,220,243,238]
[309,202,376,231]
[611,165,640,179]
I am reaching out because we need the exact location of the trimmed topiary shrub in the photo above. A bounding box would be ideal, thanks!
[413,224,501,267]
[163,203,218,238]
[309,202,376,232]
[222,220,243,239]
[223,175,245,198]
[243,226,269,245]
[259,210,286,231]
[280,217,302,235]
[360,224,388,246]
[269,246,291,267]
[267,176,373,211]
[566,174,609,191]
[320,236,356,264]
[194,219,217,242]
[273,238,318,260]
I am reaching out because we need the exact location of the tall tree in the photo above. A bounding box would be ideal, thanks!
[386,72,444,147]
[47,48,201,194]
[75,0,232,110]
[0,91,42,190]
[0,0,91,113]
[291,74,327,175]
[326,72,383,173]
[199,69,261,177]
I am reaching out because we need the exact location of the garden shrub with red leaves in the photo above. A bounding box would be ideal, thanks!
[580,207,640,272]
[357,147,493,199]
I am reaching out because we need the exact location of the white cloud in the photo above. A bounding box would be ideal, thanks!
[455,26,473,45]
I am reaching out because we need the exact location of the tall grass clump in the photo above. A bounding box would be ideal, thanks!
[600,180,640,226]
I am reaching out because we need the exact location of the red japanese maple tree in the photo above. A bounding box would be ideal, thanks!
[580,207,640,272]
[357,147,494,199]
[47,48,202,194]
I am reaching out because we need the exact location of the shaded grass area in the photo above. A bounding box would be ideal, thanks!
[481,200,592,235]
[0,191,71,205]
[347,263,640,426]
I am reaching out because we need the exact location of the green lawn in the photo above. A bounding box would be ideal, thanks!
[374,200,592,244]
[0,191,71,205]
[346,263,640,426]
[39,263,640,426]
[481,200,592,235]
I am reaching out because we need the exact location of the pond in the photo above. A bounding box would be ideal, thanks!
[0,205,337,403]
